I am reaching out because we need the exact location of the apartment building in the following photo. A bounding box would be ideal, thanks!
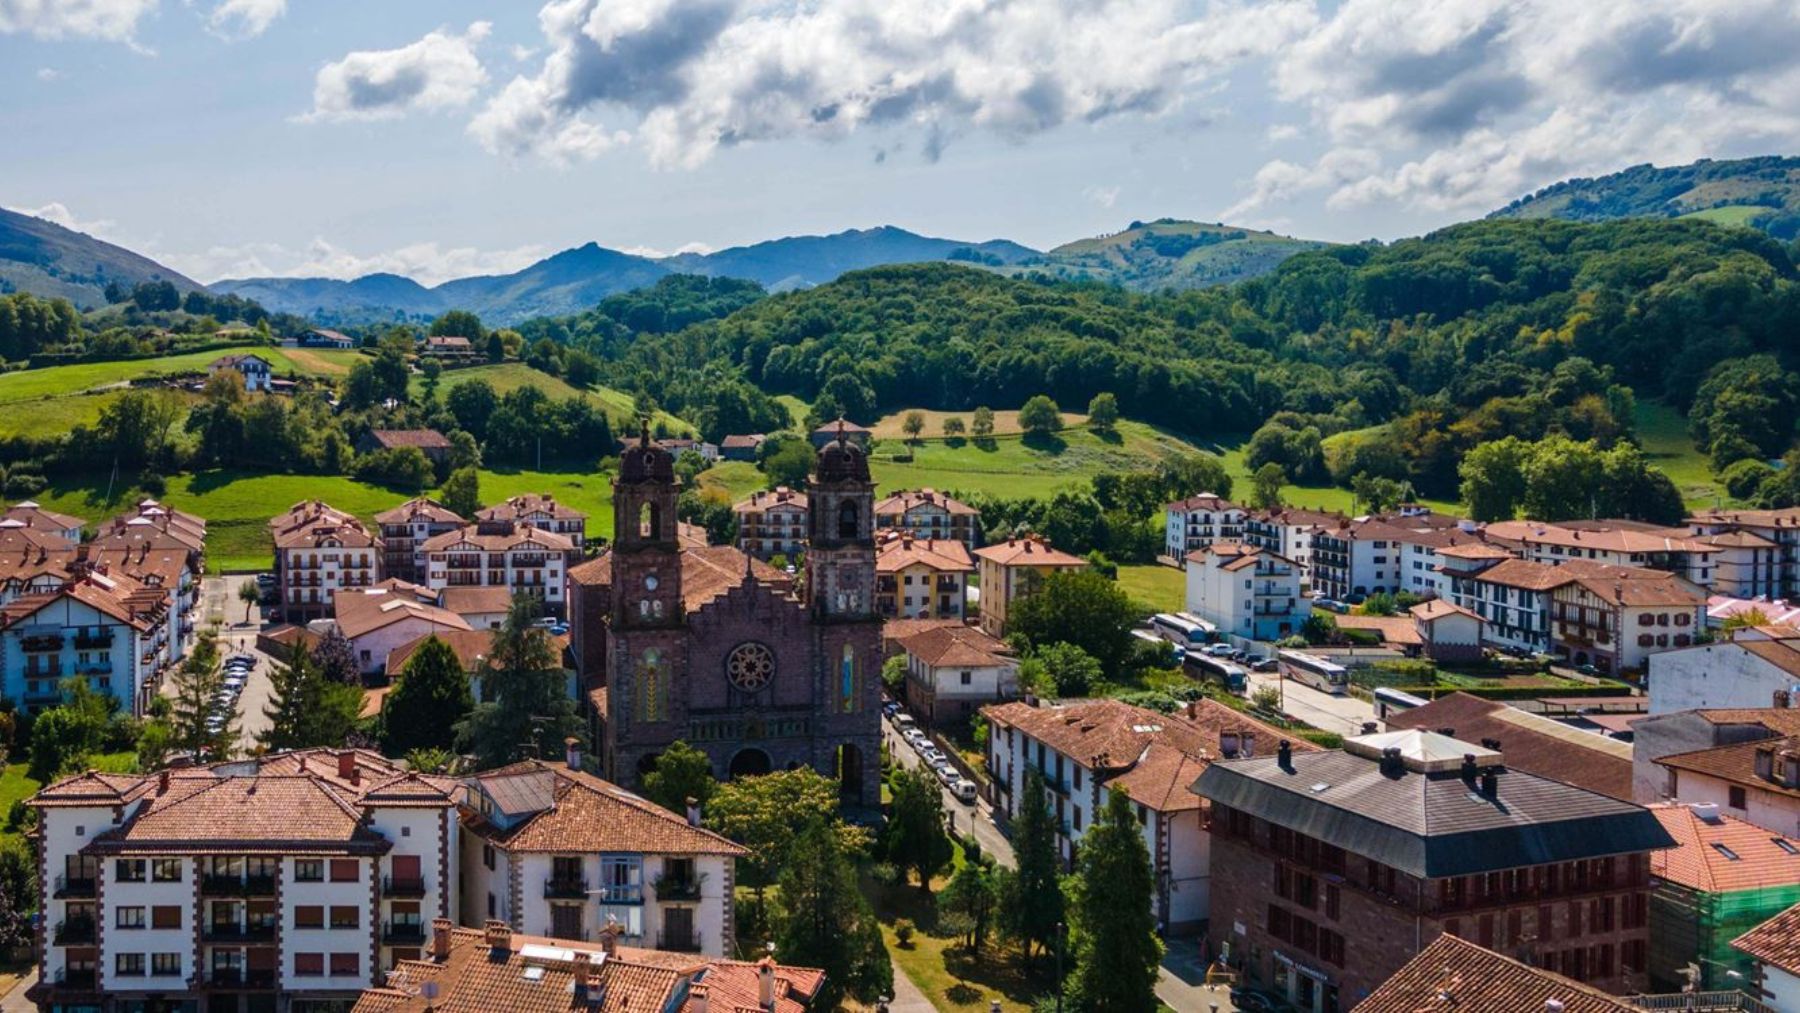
[1485,519,1718,589]
[475,495,587,551]
[875,531,974,620]
[5,499,85,543]
[0,524,78,604]
[1359,935,1639,1013]
[421,521,575,616]
[330,585,473,676]
[1242,506,1343,580]
[1644,802,1800,991]
[1183,541,1308,642]
[351,921,823,1013]
[88,501,208,661]
[0,569,172,717]
[1733,902,1800,1012]
[873,489,982,549]
[1163,494,1245,563]
[28,749,461,1013]
[1687,507,1800,596]
[372,498,464,584]
[458,755,746,957]
[1195,730,1677,1009]
[270,502,380,623]
[1631,705,1800,805]
[207,353,273,393]
[1647,629,1800,714]
[894,622,1016,726]
[971,535,1086,638]
[1547,559,1707,675]
[732,487,808,561]
[1656,733,1800,838]
[984,697,1310,932]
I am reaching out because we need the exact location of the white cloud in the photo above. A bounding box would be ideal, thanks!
[471,0,1317,167]
[1232,0,1800,216]
[169,237,552,287]
[0,0,156,42]
[206,0,283,39]
[35,66,60,81]
[619,240,714,259]
[5,201,117,237]
[1083,185,1121,209]
[303,21,492,123]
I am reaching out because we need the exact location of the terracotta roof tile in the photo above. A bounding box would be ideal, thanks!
[464,761,746,856]
[1659,734,1800,799]
[733,487,808,516]
[270,500,377,550]
[374,497,463,525]
[875,488,979,517]
[87,775,390,854]
[1733,900,1800,975]
[368,429,452,450]
[898,624,1013,669]
[973,536,1085,568]
[478,494,587,523]
[876,532,974,574]
[1649,803,1800,893]
[332,588,471,640]
[1388,694,1633,800]
[421,523,574,554]
[1358,934,1635,1013]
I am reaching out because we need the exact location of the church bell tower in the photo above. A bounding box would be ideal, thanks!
[611,424,682,628]
[806,421,876,621]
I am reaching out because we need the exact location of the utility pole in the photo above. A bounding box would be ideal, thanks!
[1054,920,1065,1013]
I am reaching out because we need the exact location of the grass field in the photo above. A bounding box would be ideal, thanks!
[426,362,690,431]
[1681,204,1770,228]
[0,347,366,404]
[1116,563,1185,614]
[868,421,1196,500]
[867,408,1092,440]
[0,752,136,850]
[1635,399,1724,508]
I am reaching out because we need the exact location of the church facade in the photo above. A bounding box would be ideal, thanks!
[579,428,883,807]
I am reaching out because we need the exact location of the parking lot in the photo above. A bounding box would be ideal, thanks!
[170,574,282,752]
[880,703,1014,865]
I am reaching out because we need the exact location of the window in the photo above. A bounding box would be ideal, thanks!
[330,953,359,977]
[960,670,972,685]
[115,953,145,977]
[116,906,145,930]
[294,906,324,930]
[329,859,359,883]
[294,953,324,978]
[294,860,324,883]
[482,845,495,871]
[151,953,181,977]
[1729,786,1748,809]
[600,903,644,937]
[151,858,182,882]
[151,906,181,930]
[115,859,146,882]
[329,906,358,929]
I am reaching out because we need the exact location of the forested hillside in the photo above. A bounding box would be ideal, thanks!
[1491,156,1800,239]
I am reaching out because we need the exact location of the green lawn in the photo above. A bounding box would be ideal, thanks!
[1214,441,1459,516]
[1116,564,1185,614]
[425,362,688,431]
[1681,204,1770,228]
[1635,399,1724,508]
[868,421,1197,500]
[0,752,136,850]
[0,346,360,404]
[871,865,1045,1013]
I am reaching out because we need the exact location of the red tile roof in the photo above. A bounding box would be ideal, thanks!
[876,531,974,574]
[374,497,464,525]
[973,535,1085,568]
[464,761,746,856]
[1658,734,1800,799]
[1649,803,1800,893]
[367,429,452,450]
[1733,900,1800,976]
[1358,934,1636,1012]
[478,494,586,523]
[1388,694,1633,800]
[897,624,1013,669]
[875,488,979,517]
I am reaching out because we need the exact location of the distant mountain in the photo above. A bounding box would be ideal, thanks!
[665,225,1039,291]
[1012,219,1331,291]
[1490,156,1800,239]
[0,207,199,309]
[207,272,443,323]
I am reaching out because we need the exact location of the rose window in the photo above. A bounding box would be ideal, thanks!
[727,643,775,692]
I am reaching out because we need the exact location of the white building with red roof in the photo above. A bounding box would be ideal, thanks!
[892,622,1017,725]
[875,530,974,620]
[1183,541,1309,642]
[1163,493,1245,563]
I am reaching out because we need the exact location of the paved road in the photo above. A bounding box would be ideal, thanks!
[881,715,1013,866]
[175,575,281,752]
[1244,669,1376,737]
[0,970,34,1013]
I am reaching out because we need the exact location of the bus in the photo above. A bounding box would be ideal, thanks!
[1278,649,1350,695]
[1150,612,1217,650]
[1373,686,1430,720]
[1132,628,1184,665]
[1184,652,1247,694]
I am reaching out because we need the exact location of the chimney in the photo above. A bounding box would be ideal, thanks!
[572,952,591,996]
[565,737,582,771]
[1480,738,1502,752]
[1221,731,1240,759]
[1277,739,1292,771]
[758,956,776,1010]
[1380,747,1404,777]
[1436,727,1456,738]
[431,918,453,961]
[1461,753,1478,786]
[598,917,620,957]
[337,751,355,780]
[158,769,170,794]
[1241,732,1255,758]
[1361,722,1378,735]
[484,919,511,953]
[690,984,710,1013]
[1777,689,1793,710]
[685,796,701,827]
[1480,768,1499,799]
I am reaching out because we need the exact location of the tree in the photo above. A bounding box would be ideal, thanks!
[1067,789,1163,1012]
[95,389,182,470]
[775,817,893,1010]
[1351,472,1410,514]
[1087,392,1120,433]
[884,767,953,894]
[28,679,118,783]
[379,636,475,756]
[902,410,926,442]
[641,740,717,816]
[259,643,363,752]
[341,360,381,411]
[446,379,500,440]
[942,416,966,437]
[971,406,996,437]
[1251,462,1286,509]
[1459,436,1530,522]
[455,595,581,768]
[441,466,481,519]
[1160,453,1234,501]
[419,358,443,401]
[1009,570,1135,678]
[1000,769,1064,962]
[1019,395,1063,434]
[940,850,1001,957]
[354,446,435,492]
[761,437,815,489]
[485,333,505,363]
[157,631,235,764]
[430,309,486,341]
[447,429,482,471]
[0,837,33,956]
[706,768,871,916]
[310,627,360,686]
[1722,608,1772,632]
[237,580,260,623]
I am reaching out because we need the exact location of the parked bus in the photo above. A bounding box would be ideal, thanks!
[1132,628,1185,665]
[1150,612,1217,649]
[1278,649,1350,695]
[1373,686,1430,720]
[1184,652,1248,694]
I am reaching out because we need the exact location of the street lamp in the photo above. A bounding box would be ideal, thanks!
[1054,920,1066,1013]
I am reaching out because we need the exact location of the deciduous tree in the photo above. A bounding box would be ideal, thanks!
[776,817,893,1009]
[884,767,953,894]
[380,636,474,757]
[641,740,716,816]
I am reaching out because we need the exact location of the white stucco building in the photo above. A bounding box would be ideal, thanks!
[1183,542,1309,642]
[1164,494,1246,564]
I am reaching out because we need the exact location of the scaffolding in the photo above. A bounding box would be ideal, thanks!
[1650,880,1800,991]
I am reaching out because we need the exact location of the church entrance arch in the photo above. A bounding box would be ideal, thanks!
[728,748,772,778]
[836,744,865,805]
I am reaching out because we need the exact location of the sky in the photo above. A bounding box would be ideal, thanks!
[4,0,1800,286]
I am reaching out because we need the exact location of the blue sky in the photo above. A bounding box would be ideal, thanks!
[5,0,1800,285]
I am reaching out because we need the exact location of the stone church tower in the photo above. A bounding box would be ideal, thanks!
[606,428,689,779]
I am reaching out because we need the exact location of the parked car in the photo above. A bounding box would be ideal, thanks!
[935,764,959,786]
[1251,657,1278,673]
[950,779,977,803]
[893,713,917,729]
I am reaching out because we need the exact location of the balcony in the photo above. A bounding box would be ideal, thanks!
[20,634,64,652]
[656,930,702,953]
[653,873,703,902]
[51,968,96,990]
[544,877,588,900]
[384,875,427,897]
[53,874,96,898]
[595,884,643,905]
[202,923,276,944]
[383,921,427,945]
[200,874,276,897]
[53,917,95,945]
[73,632,114,650]
[202,968,277,989]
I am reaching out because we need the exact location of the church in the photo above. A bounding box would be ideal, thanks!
[571,426,883,807]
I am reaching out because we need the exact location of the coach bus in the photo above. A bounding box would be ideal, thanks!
[1150,612,1217,650]
[1373,686,1430,720]
[1278,649,1350,695]
[1184,652,1248,694]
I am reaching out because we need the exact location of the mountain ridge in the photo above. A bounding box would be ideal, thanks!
[1490,155,1800,239]
[0,207,200,309]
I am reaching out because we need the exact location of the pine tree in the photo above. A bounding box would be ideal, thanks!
[161,631,236,763]
[379,635,474,756]
[776,817,892,1009]
[454,595,580,768]
[884,766,953,894]
[1067,788,1163,1012]
[1001,768,1064,962]
[260,643,363,752]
